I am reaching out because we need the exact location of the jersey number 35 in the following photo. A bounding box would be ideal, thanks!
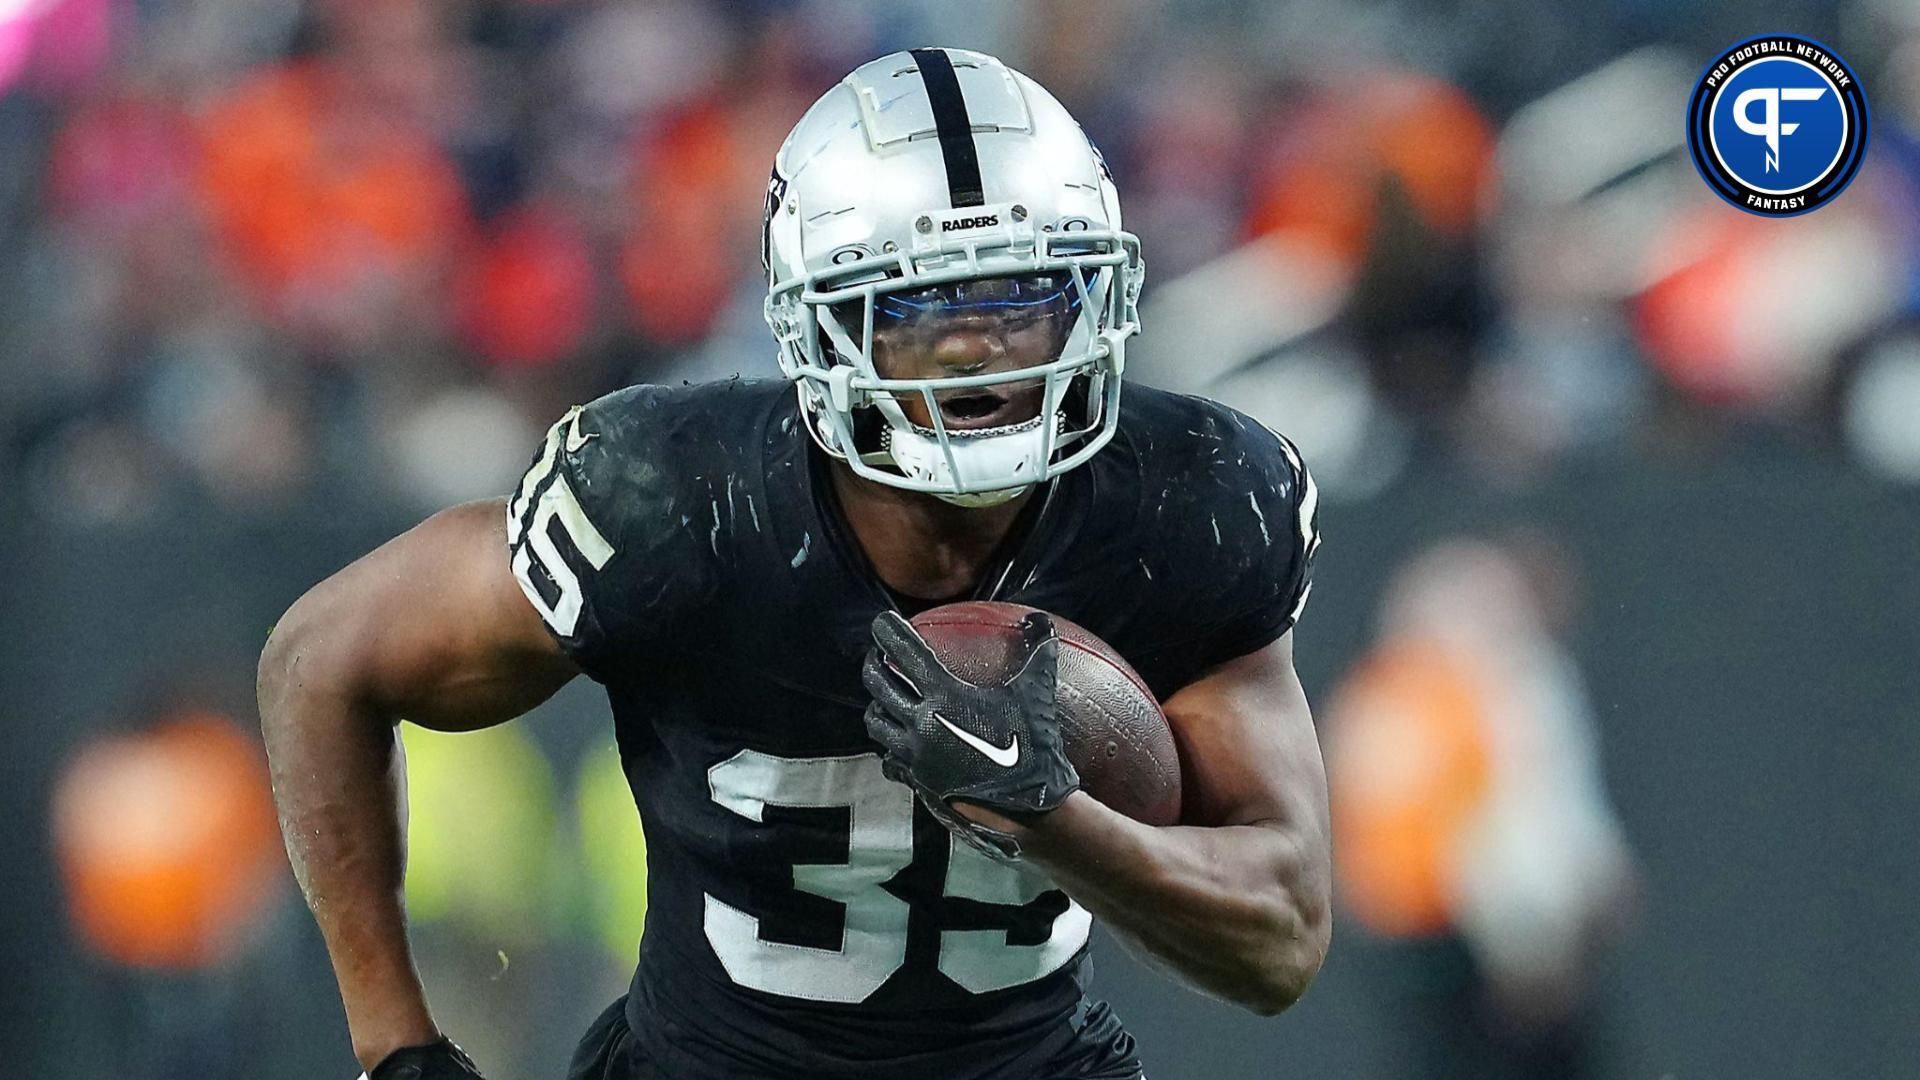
[706,750,1091,1003]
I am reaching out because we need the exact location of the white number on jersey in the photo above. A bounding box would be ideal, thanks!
[704,751,913,1002]
[508,409,614,637]
[938,833,1092,993]
[704,749,1090,1002]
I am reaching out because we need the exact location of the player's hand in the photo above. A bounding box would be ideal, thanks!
[365,1037,486,1080]
[862,610,1080,858]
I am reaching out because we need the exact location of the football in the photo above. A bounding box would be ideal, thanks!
[908,601,1182,826]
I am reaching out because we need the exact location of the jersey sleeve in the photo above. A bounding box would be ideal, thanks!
[1203,426,1319,659]
[506,387,705,682]
[1148,404,1321,680]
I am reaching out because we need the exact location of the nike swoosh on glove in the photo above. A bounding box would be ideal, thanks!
[367,1037,486,1080]
[861,610,1081,859]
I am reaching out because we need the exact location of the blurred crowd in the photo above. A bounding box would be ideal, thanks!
[1325,535,1635,1079]
[5,0,1920,525]
[13,1,1920,1077]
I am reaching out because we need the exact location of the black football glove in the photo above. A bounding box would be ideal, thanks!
[861,610,1080,859]
[367,1037,485,1080]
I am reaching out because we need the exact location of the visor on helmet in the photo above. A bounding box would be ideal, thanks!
[831,272,1085,373]
[827,272,1087,435]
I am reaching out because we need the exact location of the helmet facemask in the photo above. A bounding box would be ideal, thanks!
[768,222,1143,506]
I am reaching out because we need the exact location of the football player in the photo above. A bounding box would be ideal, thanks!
[259,48,1329,1080]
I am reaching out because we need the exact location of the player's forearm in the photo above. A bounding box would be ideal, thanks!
[258,615,439,1070]
[1009,793,1330,1015]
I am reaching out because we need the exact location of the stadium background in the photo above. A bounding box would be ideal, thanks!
[3,0,1918,1077]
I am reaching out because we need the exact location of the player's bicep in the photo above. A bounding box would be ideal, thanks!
[272,499,577,732]
[1161,632,1328,838]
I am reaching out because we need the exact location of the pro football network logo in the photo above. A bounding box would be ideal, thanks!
[1686,35,1869,217]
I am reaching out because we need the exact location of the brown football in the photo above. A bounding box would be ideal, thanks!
[908,601,1182,826]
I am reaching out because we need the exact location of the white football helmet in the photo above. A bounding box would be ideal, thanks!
[763,47,1144,506]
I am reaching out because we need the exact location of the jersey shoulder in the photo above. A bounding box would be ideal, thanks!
[567,377,790,468]
[1118,384,1311,514]
[506,379,790,679]
[1116,384,1321,653]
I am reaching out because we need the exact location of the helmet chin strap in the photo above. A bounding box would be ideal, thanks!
[877,412,1055,507]
[849,443,1030,507]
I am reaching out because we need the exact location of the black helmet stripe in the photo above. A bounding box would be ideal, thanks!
[909,48,986,208]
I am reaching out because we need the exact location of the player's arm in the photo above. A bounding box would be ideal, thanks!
[961,631,1330,1015]
[865,616,1329,1015]
[865,414,1327,1013]
[257,500,577,1072]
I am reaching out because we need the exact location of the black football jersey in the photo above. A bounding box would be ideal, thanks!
[506,378,1318,1079]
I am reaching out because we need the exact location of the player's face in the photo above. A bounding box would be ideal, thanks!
[842,272,1083,431]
